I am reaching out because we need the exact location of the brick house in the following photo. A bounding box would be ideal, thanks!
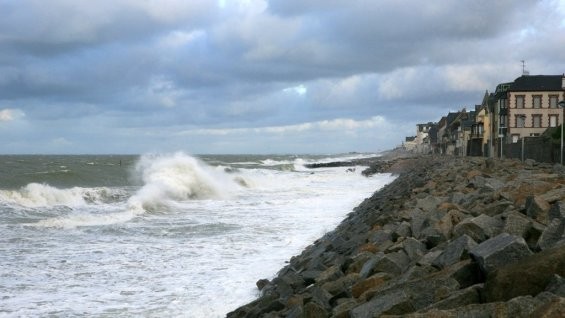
[506,75,565,143]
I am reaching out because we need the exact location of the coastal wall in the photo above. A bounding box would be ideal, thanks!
[228,155,565,317]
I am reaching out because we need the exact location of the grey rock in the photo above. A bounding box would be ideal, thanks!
[485,158,495,169]
[417,249,443,267]
[537,218,565,250]
[432,234,477,269]
[345,252,374,275]
[416,196,442,213]
[350,290,414,318]
[453,214,503,243]
[548,201,565,220]
[303,301,329,318]
[483,245,565,302]
[395,294,553,318]
[393,221,412,238]
[525,195,551,225]
[423,283,483,311]
[321,273,359,296]
[316,265,344,285]
[256,278,270,291]
[368,230,394,251]
[359,251,409,278]
[410,213,431,239]
[332,299,358,318]
[402,237,427,261]
[470,233,533,275]
[502,211,532,238]
[470,176,505,191]
[450,192,467,206]
[545,274,565,296]
[525,158,536,166]
[396,264,438,284]
[285,305,303,318]
[541,187,565,203]
[421,227,447,248]
[301,270,322,285]
[310,286,333,310]
[483,200,512,216]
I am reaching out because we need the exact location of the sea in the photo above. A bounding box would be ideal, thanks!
[0,152,396,317]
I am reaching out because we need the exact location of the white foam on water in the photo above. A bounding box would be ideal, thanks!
[0,183,123,208]
[27,153,242,228]
[126,152,240,212]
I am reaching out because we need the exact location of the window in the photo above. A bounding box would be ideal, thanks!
[550,95,559,108]
[532,115,542,128]
[500,115,507,127]
[533,95,542,108]
[516,115,526,128]
[516,95,525,109]
[550,115,558,127]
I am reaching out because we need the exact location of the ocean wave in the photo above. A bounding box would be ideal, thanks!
[0,183,127,208]
[126,152,240,212]
[32,208,142,228]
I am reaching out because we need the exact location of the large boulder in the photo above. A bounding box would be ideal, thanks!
[382,293,562,318]
[359,252,409,278]
[483,245,565,302]
[432,234,477,269]
[351,272,393,298]
[354,261,475,316]
[526,195,552,225]
[453,214,503,243]
[537,218,565,250]
[548,201,565,220]
[469,233,532,276]
[502,211,532,238]
[350,290,414,318]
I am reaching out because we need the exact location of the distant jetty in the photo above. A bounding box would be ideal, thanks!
[228,154,565,317]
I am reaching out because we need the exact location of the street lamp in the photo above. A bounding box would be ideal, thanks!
[559,100,565,165]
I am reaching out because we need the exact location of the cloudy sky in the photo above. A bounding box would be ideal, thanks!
[0,0,564,154]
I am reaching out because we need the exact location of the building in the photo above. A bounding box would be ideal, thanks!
[491,82,512,157]
[403,136,417,151]
[437,111,462,155]
[506,75,565,143]
[414,122,437,153]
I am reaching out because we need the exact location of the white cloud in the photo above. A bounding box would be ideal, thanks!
[0,108,25,122]
[443,64,499,92]
[178,116,388,136]
[283,84,307,95]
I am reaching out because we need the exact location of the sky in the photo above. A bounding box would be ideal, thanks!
[0,0,564,154]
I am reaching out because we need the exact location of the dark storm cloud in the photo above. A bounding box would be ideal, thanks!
[0,0,563,154]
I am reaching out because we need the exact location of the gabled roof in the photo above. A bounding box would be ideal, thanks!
[494,82,512,99]
[462,111,476,128]
[509,75,564,92]
[446,112,459,126]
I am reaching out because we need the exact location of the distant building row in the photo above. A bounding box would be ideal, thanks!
[404,74,565,157]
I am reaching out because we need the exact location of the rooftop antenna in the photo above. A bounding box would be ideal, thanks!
[521,60,529,75]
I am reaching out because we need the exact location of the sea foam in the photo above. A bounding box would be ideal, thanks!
[0,183,123,208]
[127,152,238,212]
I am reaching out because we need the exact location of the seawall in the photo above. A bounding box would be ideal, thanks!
[228,155,565,317]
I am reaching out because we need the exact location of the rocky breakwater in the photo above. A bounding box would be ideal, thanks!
[228,156,565,317]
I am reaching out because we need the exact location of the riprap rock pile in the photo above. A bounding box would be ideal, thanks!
[228,156,565,317]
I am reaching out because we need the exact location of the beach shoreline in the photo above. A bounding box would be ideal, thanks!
[228,154,565,317]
